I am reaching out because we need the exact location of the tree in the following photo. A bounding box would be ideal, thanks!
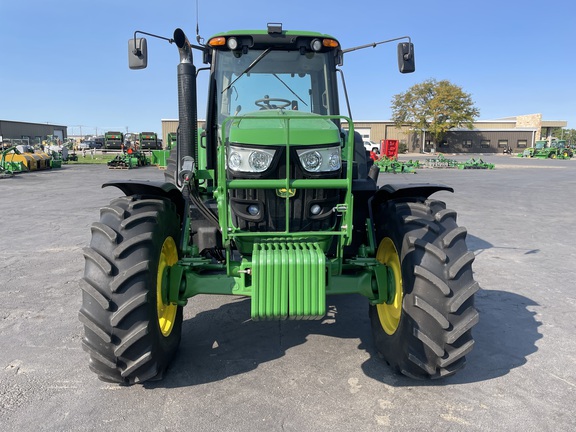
[551,128,576,144]
[563,129,576,145]
[391,79,480,145]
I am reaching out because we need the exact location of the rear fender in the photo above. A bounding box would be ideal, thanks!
[103,180,185,219]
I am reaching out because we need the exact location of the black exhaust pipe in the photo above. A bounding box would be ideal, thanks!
[173,28,197,164]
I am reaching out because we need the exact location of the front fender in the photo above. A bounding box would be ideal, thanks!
[103,180,185,220]
[369,183,453,222]
[372,183,453,204]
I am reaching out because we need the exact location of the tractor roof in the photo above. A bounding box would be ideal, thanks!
[210,29,337,39]
[208,26,340,50]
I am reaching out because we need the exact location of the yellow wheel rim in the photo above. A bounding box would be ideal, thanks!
[157,236,178,337]
[376,237,403,335]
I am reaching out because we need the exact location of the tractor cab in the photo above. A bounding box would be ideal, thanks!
[209,26,340,121]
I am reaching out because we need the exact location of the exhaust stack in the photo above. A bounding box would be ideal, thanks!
[173,28,197,164]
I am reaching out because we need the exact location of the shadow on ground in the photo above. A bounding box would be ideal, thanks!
[147,286,541,389]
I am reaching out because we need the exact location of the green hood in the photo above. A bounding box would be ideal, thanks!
[228,111,340,146]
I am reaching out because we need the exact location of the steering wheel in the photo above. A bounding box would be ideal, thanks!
[255,97,292,109]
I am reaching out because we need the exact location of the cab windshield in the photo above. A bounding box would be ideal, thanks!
[214,49,336,125]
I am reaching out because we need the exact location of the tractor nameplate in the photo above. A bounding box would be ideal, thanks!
[275,188,296,198]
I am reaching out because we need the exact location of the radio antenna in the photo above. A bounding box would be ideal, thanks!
[195,0,204,45]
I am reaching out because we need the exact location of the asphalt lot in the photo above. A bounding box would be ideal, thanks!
[1,154,575,431]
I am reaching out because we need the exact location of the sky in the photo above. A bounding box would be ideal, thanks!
[1,0,575,137]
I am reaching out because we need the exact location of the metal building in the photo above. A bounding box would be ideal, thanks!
[161,113,567,154]
[0,120,68,146]
[349,114,567,153]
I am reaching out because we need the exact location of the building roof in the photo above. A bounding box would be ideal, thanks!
[0,119,68,128]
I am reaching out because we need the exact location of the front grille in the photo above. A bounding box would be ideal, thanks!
[228,150,341,232]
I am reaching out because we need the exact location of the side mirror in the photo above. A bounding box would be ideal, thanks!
[397,42,415,74]
[128,37,148,69]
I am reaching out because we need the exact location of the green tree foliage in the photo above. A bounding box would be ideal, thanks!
[552,128,576,144]
[563,129,576,144]
[391,79,480,144]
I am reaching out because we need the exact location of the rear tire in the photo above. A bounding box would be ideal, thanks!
[369,198,479,379]
[164,148,177,185]
[79,195,183,384]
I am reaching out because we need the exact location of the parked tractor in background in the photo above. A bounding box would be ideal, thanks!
[552,139,573,158]
[80,23,478,385]
[104,131,124,150]
[522,139,573,159]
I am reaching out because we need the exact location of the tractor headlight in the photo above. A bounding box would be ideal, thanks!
[296,146,341,172]
[299,150,322,172]
[227,146,276,173]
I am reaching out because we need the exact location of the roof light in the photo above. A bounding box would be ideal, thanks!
[227,37,238,50]
[208,37,226,47]
[323,38,339,48]
[310,38,322,52]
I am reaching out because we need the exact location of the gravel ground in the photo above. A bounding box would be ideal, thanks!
[0,154,575,431]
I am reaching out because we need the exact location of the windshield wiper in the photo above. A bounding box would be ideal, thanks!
[273,74,308,107]
[221,48,272,94]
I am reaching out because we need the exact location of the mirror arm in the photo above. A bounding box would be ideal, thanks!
[342,36,412,57]
[133,30,174,56]
[132,30,205,55]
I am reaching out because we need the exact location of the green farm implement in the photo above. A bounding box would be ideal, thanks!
[80,24,478,384]
[374,156,420,173]
[458,158,494,169]
[423,154,460,168]
[107,149,150,169]
[0,144,54,172]
[151,132,177,168]
[422,154,494,169]
[151,150,170,168]
[458,158,495,169]
[1,146,25,175]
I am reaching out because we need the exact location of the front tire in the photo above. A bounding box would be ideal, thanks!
[369,198,479,379]
[79,195,183,384]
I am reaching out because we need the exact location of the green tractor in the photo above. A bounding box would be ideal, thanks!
[551,140,573,159]
[80,24,478,384]
[523,139,572,159]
